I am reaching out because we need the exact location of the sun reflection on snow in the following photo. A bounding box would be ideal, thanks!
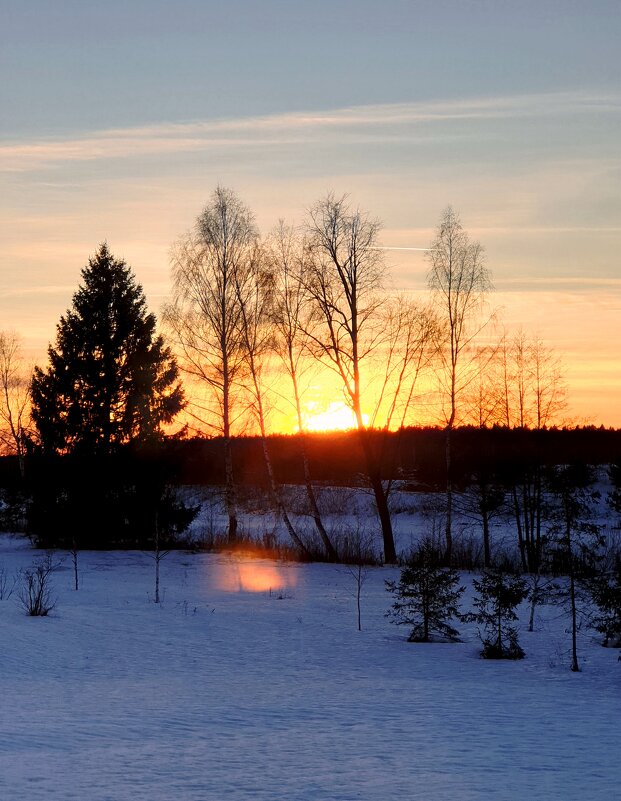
[213,550,297,593]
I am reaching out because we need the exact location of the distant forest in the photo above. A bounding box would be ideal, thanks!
[3,425,617,493]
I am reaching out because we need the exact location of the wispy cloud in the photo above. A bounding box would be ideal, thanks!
[1,90,618,172]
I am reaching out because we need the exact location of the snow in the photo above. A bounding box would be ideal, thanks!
[0,534,619,801]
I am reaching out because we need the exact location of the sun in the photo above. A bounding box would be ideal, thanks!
[302,401,366,432]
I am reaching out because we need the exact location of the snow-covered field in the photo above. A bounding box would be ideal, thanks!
[1,533,619,801]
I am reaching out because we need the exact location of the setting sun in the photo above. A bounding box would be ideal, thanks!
[302,401,367,433]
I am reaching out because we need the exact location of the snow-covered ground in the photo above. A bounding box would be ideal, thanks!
[0,532,619,801]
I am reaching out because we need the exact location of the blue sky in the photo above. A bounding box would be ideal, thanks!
[1,0,620,423]
[2,1,620,134]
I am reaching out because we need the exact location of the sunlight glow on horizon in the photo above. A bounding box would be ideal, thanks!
[302,402,368,433]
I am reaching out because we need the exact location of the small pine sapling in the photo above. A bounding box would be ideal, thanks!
[386,542,465,642]
[585,560,621,648]
[466,570,528,659]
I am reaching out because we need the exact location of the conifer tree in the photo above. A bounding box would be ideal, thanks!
[466,570,528,659]
[585,561,621,648]
[386,542,464,642]
[31,244,184,454]
[29,245,186,549]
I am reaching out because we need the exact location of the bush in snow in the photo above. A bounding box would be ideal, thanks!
[465,570,528,659]
[18,553,58,616]
[386,542,464,642]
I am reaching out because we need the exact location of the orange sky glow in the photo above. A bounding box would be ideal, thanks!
[2,9,619,430]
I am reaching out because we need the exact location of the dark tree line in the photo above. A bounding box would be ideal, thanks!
[0,188,620,568]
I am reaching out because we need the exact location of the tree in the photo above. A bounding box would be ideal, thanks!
[233,238,309,555]
[427,207,492,562]
[386,542,464,642]
[19,553,59,616]
[304,193,396,562]
[31,244,183,454]
[368,295,440,432]
[0,330,31,476]
[268,221,337,560]
[546,463,604,671]
[585,560,621,648]
[608,462,621,518]
[341,526,377,630]
[466,570,528,659]
[166,187,258,543]
[458,474,505,569]
[525,572,558,633]
[29,245,185,550]
[495,330,568,572]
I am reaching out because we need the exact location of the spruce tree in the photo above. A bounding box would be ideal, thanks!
[29,245,186,548]
[31,244,184,453]
[386,542,464,642]
[585,560,621,648]
[466,570,528,659]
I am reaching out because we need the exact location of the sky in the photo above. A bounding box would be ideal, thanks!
[1,0,620,427]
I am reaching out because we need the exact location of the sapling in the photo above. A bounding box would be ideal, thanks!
[344,562,369,631]
[386,542,464,642]
[145,511,169,604]
[466,570,528,659]
[525,572,558,632]
[341,527,375,630]
[584,561,621,648]
[545,463,604,671]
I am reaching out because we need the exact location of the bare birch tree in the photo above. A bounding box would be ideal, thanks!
[497,328,567,430]
[0,331,31,477]
[369,296,440,432]
[304,193,397,563]
[233,241,309,556]
[165,187,258,543]
[530,335,568,429]
[498,329,568,571]
[427,206,493,563]
[268,221,337,560]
